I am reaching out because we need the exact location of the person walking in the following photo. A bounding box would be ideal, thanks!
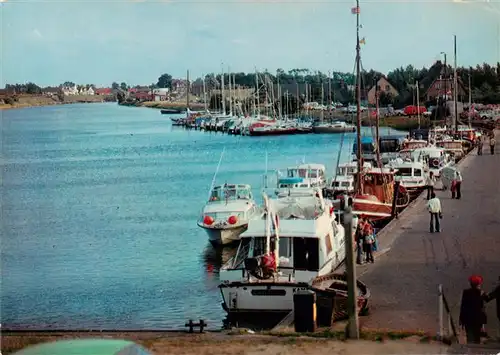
[459,275,488,344]
[355,219,365,265]
[485,276,500,339]
[477,136,483,155]
[427,192,442,233]
[490,135,496,155]
[452,170,463,200]
[363,221,375,263]
[426,171,435,200]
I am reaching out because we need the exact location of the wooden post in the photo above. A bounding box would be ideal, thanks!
[342,203,359,339]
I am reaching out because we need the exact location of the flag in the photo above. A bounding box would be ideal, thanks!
[359,37,366,45]
[351,6,360,14]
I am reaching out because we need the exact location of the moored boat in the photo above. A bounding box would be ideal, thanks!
[312,121,356,134]
[197,184,262,245]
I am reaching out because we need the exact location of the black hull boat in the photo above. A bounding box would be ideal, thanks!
[161,108,184,114]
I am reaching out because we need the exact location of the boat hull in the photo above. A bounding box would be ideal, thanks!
[199,224,248,246]
[312,126,356,134]
[249,128,297,136]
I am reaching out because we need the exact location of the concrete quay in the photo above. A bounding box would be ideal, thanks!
[355,131,500,337]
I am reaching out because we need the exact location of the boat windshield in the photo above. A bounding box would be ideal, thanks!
[209,185,251,202]
[395,168,413,177]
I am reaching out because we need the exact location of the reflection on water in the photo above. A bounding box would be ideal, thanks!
[201,243,238,275]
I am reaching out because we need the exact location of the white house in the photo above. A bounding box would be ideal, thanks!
[62,85,78,96]
[153,88,169,102]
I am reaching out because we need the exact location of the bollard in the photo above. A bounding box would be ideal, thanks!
[185,319,207,333]
[294,290,317,333]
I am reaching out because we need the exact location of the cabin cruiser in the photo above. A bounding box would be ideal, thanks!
[197,184,262,245]
[385,158,428,196]
[275,164,327,197]
[219,188,346,319]
[312,121,356,134]
[401,146,453,178]
[324,161,373,198]
[435,139,466,162]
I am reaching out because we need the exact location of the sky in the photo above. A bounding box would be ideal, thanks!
[1,0,499,87]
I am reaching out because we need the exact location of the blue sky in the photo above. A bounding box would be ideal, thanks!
[1,0,499,87]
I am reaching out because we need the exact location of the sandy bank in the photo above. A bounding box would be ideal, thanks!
[0,95,108,110]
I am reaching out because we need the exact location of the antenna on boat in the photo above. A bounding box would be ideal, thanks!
[264,150,269,189]
[207,147,225,201]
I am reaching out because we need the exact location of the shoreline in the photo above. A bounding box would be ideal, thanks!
[0,95,112,110]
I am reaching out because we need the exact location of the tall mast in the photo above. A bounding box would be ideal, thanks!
[221,65,226,115]
[186,69,190,118]
[321,78,325,122]
[255,69,260,117]
[453,35,458,132]
[328,71,332,116]
[375,84,381,168]
[416,80,420,129]
[355,0,363,194]
[228,66,233,116]
[202,75,208,112]
[468,70,472,128]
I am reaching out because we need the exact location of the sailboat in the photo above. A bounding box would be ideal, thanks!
[332,0,409,223]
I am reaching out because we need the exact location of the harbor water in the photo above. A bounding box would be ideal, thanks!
[1,103,403,330]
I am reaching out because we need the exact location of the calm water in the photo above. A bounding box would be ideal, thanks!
[1,103,402,330]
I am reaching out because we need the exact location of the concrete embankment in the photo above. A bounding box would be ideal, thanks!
[354,130,500,339]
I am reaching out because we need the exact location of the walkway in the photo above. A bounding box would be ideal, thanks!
[356,132,500,336]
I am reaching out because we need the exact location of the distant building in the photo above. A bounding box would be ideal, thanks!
[62,85,78,96]
[424,77,467,101]
[153,88,169,101]
[367,76,399,105]
[95,88,112,96]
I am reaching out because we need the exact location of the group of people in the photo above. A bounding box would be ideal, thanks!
[460,275,500,344]
[355,216,378,264]
[476,133,496,155]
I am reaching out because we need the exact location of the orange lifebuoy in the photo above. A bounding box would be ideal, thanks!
[431,159,440,168]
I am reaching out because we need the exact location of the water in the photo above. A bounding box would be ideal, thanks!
[1,103,403,330]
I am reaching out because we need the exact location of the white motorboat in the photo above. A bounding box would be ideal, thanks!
[219,188,346,319]
[312,121,356,134]
[275,163,327,197]
[197,184,262,245]
[325,161,373,197]
[400,146,453,178]
[385,157,428,195]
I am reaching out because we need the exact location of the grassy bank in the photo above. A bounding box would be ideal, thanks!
[1,330,448,355]
[141,101,205,110]
[0,95,108,110]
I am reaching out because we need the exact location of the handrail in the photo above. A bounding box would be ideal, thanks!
[438,284,459,343]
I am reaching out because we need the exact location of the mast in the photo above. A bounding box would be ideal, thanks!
[202,75,208,113]
[453,35,458,132]
[186,69,190,118]
[228,67,233,116]
[221,65,226,115]
[354,0,363,194]
[296,82,300,118]
[468,71,472,128]
[416,80,420,129]
[255,69,260,117]
[328,72,332,116]
[375,84,381,168]
[321,78,325,122]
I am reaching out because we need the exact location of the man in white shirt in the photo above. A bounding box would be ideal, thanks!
[490,136,496,155]
[427,192,442,233]
[452,171,463,200]
[425,171,435,200]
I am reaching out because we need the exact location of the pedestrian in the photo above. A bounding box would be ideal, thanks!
[427,192,442,233]
[363,221,375,263]
[355,218,365,265]
[477,136,483,156]
[490,136,496,155]
[485,276,500,339]
[452,170,463,200]
[426,171,435,200]
[459,275,488,344]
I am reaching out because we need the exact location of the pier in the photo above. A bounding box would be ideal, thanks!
[354,130,500,337]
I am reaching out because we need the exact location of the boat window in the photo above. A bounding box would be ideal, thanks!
[337,167,347,175]
[395,168,412,177]
[319,170,325,177]
[379,139,400,153]
[332,181,340,187]
[279,237,292,258]
[252,237,266,257]
[293,238,319,271]
[414,169,422,176]
[233,238,252,268]
[298,169,307,178]
[341,182,351,187]
[309,170,318,178]
[299,184,309,188]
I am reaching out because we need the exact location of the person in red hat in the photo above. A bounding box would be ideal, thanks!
[459,275,488,344]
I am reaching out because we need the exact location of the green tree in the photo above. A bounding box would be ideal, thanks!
[120,82,128,91]
[111,82,120,90]
[157,73,173,89]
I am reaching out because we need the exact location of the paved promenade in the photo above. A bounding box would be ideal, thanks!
[357,132,500,336]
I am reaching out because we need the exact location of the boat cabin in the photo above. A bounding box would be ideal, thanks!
[355,168,397,204]
[209,184,253,202]
[435,140,465,161]
[220,218,343,283]
[402,139,428,151]
[386,159,427,190]
[276,164,326,196]
[352,137,376,162]
[379,135,405,163]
